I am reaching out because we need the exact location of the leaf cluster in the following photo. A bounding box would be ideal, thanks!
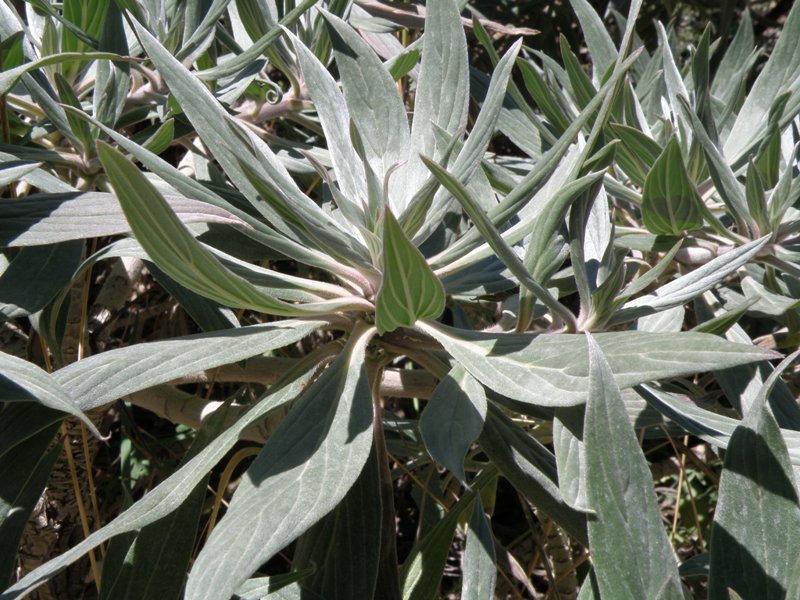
[2,1,800,598]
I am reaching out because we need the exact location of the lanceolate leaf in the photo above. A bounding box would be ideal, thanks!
[96,143,371,317]
[0,241,82,319]
[611,236,769,324]
[553,405,589,510]
[0,192,245,247]
[1,371,316,600]
[461,499,496,600]
[99,411,229,600]
[0,352,99,435]
[53,319,325,411]
[432,48,643,268]
[420,365,486,482]
[0,51,135,95]
[375,206,445,334]
[567,0,617,80]
[130,17,362,259]
[184,324,376,600]
[709,402,800,599]
[417,321,776,407]
[195,0,317,80]
[724,0,800,161]
[61,106,350,272]
[421,155,576,329]
[288,29,367,212]
[411,39,522,246]
[399,471,494,600]
[322,11,410,187]
[584,334,683,599]
[401,0,469,211]
[641,137,703,235]
[292,446,382,600]
[480,405,588,545]
[637,385,800,468]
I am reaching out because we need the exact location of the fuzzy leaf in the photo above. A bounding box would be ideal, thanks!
[567,0,617,80]
[288,29,367,212]
[53,320,324,410]
[611,236,769,324]
[418,322,777,407]
[584,334,683,599]
[709,402,800,599]
[0,352,99,436]
[323,11,410,187]
[480,405,588,544]
[461,499,496,600]
[0,51,134,94]
[1,371,316,600]
[641,138,703,235]
[291,446,382,600]
[0,192,243,247]
[420,365,486,482]
[401,0,469,210]
[637,385,800,468]
[375,207,445,333]
[724,0,800,161]
[97,142,367,317]
[184,325,375,600]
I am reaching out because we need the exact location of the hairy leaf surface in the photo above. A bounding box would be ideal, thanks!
[418,321,776,407]
[185,325,375,600]
[375,207,445,333]
[54,320,324,410]
[584,334,683,599]
[709,402,800,599]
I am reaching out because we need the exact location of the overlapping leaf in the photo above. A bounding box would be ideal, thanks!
[375,207,445,333]
[584,335,684,599]
[53,319,324,410]
[1,371,316,600]
[641,138,703,235]
[97,143,371,317]
[418,321,777,407]
[709,401,800,599]
[420,365,486,482]
[0,352,98,435]
[184,325,375,600]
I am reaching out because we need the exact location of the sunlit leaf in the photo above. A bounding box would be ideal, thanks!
[641,138,703,235]
[184,325,375,600]
[2,371,316,599]
[584,334,683,599]
[97,142,370,317]
[375,207,445,333]
[0,51,134,95]
[53,319,324,410]
[418,321,776,407]
[709,401,800,599]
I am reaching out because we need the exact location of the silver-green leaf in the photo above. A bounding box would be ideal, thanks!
[709,401,800,599]
[584,334,683,599]
[420,365,486,482]
[184,324,376,600]
[418,321,777,407]
[375,206,445,333]
[641,137,703,235]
